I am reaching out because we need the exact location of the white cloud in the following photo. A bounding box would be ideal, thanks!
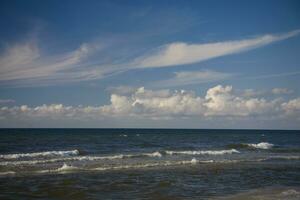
[0,41,102,85]
[1,85,298,123]
[204,85,279,116]
[0,99,15,104]
[272,88,293,95]
[0,30,299,87]
[242,89,266,97]
[133,30,300,68]
[152,70,233,87]
[282,98,300,118]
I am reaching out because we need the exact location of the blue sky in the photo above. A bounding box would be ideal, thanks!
[0,0,300,128]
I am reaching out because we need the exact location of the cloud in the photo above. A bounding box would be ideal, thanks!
[282,98,300,117]
[0,41,103,86]
[272,88,293,95]
[132,30,300,68]
[242,87,293,97]
[0,99,15,104]
[242,89,267,97]
[1,85,298,124]
[0,30,299,87]
[152,70,234,87]
[203,85,279,116]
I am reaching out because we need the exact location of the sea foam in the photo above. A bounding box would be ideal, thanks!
[0,149,79,159]
[165,149,240,156]
[0,151,163,166]
[246,142,274,149]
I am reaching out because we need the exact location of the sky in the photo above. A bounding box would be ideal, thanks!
[0,0,300,129]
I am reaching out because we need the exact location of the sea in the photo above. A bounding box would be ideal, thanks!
[0,129,299,199]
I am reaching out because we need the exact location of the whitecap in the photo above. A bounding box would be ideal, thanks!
[143,151,162,158]
[247,142,274,149]
[191,158,198,164]
[0,171,16,176]
[0,149,79,159]
[165,149,239,156]
[281,189,300,196]
[57,163,79,171]
[0,151,163,166]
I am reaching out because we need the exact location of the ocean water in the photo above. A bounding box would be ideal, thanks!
[0,129,299,199]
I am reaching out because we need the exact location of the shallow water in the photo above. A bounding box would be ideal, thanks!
[0,129,299,199]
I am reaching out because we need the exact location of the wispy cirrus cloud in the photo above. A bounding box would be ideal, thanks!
[0,40,103,86]
[132,30,300,68]
[0,30,299,87]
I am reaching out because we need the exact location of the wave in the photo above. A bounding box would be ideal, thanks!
[33,158,205,174]
[0,151,163,166]
[226,142,274,150]
[54,163,79,172]
[263,155,300,161]
[37,163,80,174]
[0,171,16,176]
[0,149,79,159]
[0,149,239,166]
[247,142,274,149]
[92,158,213,171]
[4,155,299,176]
[165,149,239,156]
[212,187,300,200]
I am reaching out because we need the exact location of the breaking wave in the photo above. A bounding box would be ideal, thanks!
[0,151,163,166]
[165,149,240,155]
[226,142,274,150]
[33,158,205,174]
[0,171,16,176]
[0,149,80,159]
[247,142,274,149]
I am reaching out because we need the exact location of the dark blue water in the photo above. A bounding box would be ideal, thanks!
[0,129,299,199]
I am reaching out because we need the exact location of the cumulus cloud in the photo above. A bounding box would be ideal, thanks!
[204,85,279,116]
[282,98,300,119]
[1,85,298,123]
[133,30,300,68]
[272,88,293,95]
[152,70,233,87]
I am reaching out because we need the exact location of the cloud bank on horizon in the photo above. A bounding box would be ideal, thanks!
[1,85,299,128]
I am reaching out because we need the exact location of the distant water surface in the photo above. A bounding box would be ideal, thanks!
[0,129,299,199]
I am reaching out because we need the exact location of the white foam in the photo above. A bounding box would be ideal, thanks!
[143,151,162,158]
[37,163,79,174]
[0,171,16,176]
[191,158,198,164]
[165,149,239,156]
[0,149,79,159]
[94,158,204,171]
[57,163,78,171]
[0,154,124,166]
[247,142,274,149]
[281,189,300,196]
[0,151,163,166]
